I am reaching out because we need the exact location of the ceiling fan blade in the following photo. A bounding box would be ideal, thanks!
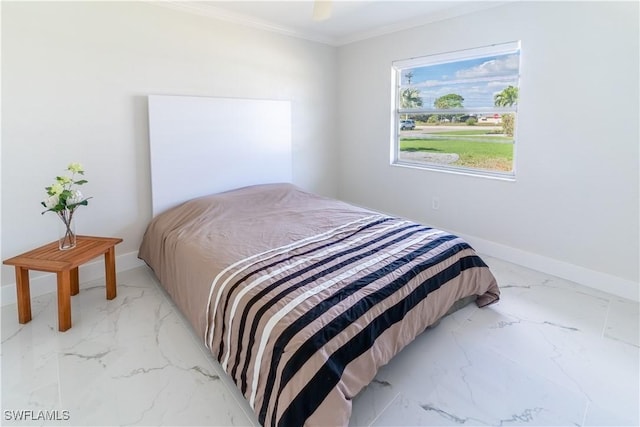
[312,0,332,21]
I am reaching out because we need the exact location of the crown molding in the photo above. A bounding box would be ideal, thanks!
[334,2,508,46]
[144,1,509,47]
[145,0,337,45]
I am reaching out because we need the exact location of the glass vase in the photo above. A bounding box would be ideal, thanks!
[58,210,77,250]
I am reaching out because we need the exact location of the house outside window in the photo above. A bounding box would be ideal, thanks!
[392,41,521,179]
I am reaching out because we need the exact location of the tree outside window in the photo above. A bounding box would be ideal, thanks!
[393,42,521,178]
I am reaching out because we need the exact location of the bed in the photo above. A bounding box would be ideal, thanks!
[140,95,500,427]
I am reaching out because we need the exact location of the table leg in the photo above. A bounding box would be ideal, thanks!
[57,270,72,332]
[105,246,117,300]
[70,267,79,296]
[15,266,32,324]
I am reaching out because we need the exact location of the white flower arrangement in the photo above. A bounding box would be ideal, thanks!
[41,163,91,249]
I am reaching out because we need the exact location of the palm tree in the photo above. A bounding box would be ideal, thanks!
[494,86,518,137]
[400,88,422,120]
[401,88,423,109]
[494,86,519,107]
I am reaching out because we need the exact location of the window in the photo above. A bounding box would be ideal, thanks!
[392,41,521,178]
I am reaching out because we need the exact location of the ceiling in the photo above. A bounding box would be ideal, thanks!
[159,1,505,46]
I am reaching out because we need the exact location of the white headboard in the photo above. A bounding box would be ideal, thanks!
[147,95,292,216]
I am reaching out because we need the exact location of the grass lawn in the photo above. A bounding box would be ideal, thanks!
[400,130,513,171]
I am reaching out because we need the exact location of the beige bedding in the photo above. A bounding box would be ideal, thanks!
[138,183,500,426]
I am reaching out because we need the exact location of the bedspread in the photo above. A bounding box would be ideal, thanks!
[139,183,499,426]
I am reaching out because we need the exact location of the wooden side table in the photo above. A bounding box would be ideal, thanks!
[3,235,123,332]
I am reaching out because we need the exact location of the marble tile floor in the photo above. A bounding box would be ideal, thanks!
[1,256,638,426]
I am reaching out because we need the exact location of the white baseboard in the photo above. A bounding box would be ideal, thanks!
[456,231,639,302]
[2,238,638,306]
[1,251,145,307]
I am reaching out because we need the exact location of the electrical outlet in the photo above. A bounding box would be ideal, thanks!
[432,197,440,210]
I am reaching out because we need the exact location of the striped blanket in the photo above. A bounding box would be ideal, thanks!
[139,183,499,426]
[202,214,499,426]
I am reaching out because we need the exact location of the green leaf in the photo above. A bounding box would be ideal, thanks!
[74,179,88,185]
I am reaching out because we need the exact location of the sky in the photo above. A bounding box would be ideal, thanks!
[401,52,520,109]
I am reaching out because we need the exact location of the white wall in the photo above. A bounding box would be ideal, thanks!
[337,1,639,299]
[1,2,338,288]
[2,1,638,303]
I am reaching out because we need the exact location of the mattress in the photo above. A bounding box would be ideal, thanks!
[138,183,500,426]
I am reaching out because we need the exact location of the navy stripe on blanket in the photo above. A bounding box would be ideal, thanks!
[276,255,487,427]
[216,217,395,360]
[259,234,463,424]
[234,224,427,392]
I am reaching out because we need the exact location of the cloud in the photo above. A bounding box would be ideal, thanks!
[455,54,519,79]
[415,60,519,108]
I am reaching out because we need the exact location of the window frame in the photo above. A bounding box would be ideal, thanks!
[391,41,521,180]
